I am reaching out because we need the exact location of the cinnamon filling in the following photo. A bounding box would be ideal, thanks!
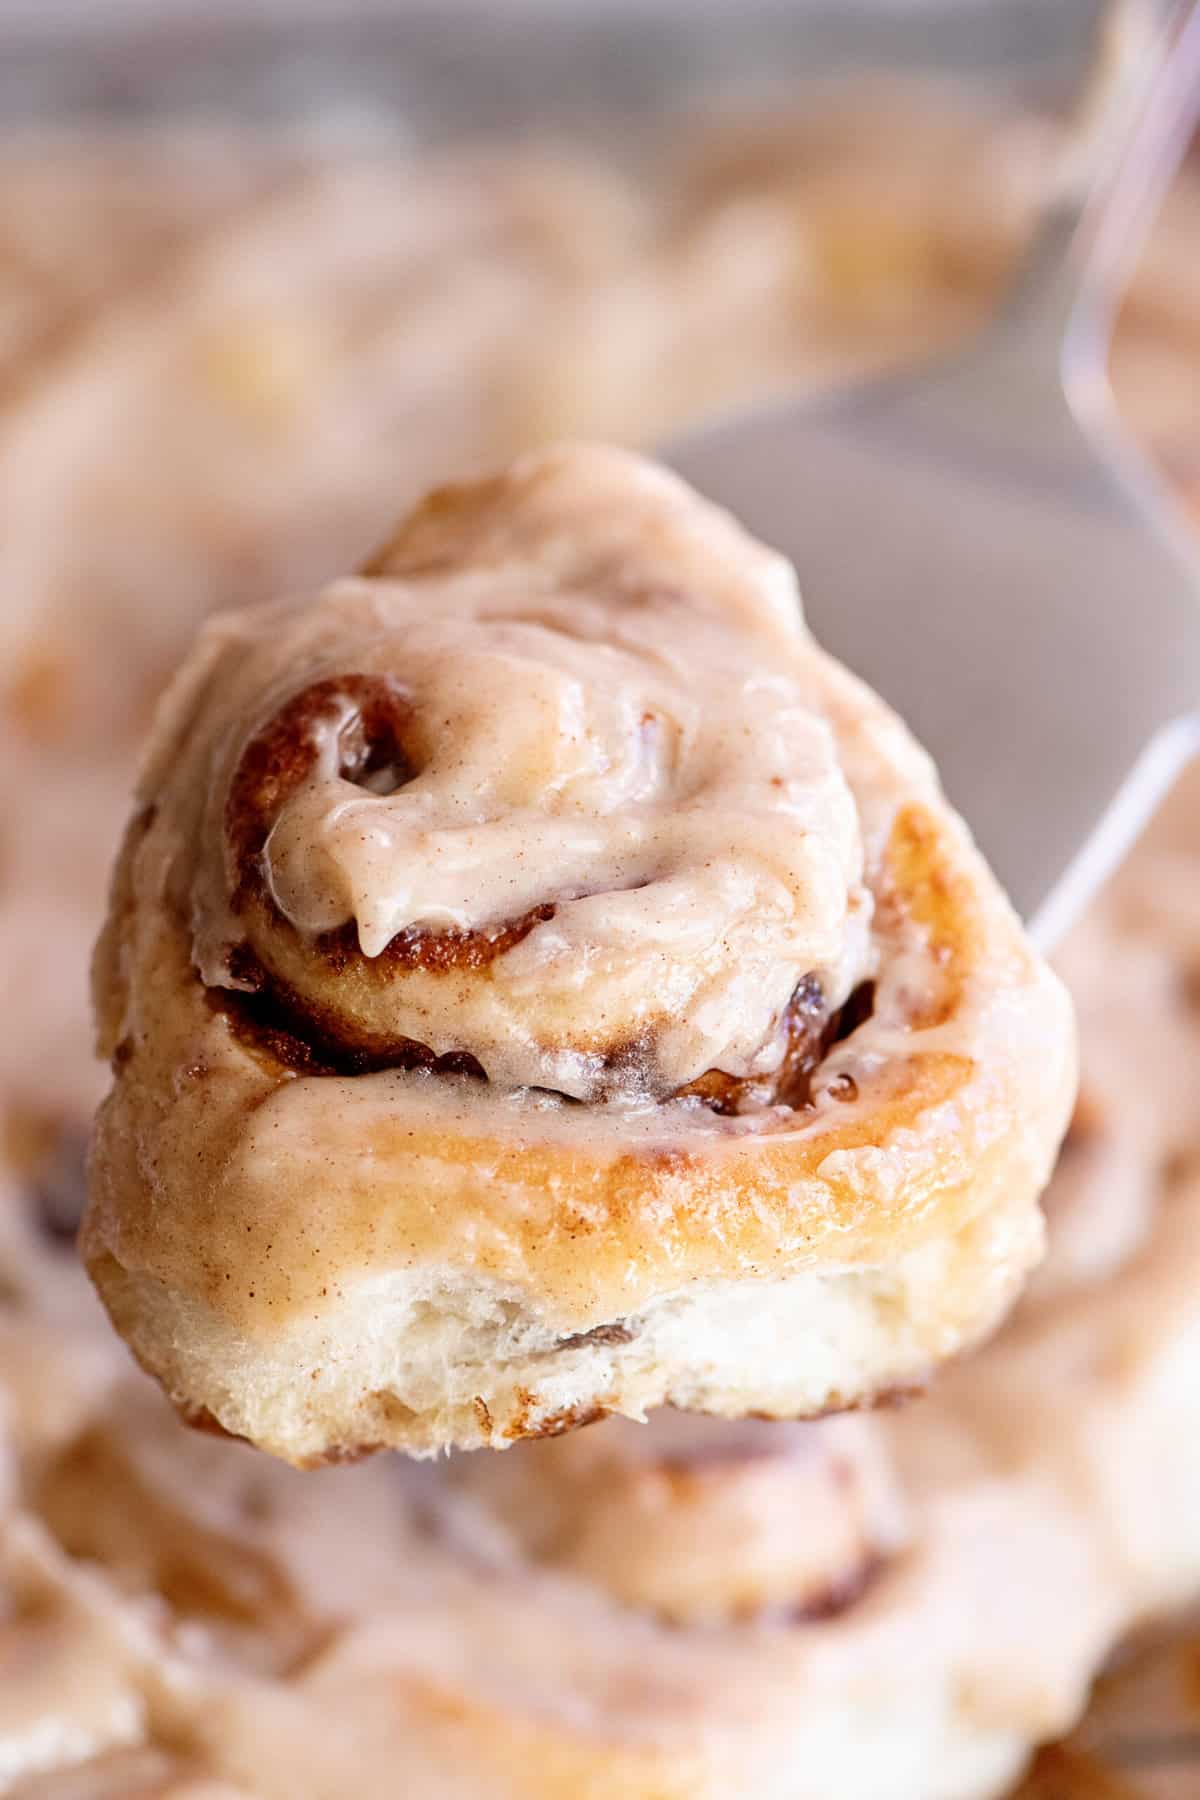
[226,673,419,909]
[788,1552,887,1625]
[213,960,876,1114]
[3,1113,88,1248]
[309,904,556,977]
[209,962,488,1082]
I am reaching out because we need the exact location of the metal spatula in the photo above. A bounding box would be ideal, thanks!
[668,0,1200,947]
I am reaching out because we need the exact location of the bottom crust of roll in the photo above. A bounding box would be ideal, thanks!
[88,1180,1041,1466]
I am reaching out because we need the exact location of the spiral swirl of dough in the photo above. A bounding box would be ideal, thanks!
[201,446,871,1105]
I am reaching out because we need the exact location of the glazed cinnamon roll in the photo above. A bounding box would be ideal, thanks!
[84,444,1074,1462]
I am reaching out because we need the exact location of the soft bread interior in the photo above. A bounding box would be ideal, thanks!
[92,1183,1041,1463]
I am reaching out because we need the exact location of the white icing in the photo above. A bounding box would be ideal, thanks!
[195,451,875,1098]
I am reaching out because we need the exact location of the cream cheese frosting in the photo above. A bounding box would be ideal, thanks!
[188,447,874,1102]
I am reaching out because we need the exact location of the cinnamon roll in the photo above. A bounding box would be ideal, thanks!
[441,1408,906,1625]
[84,443,1074,1462]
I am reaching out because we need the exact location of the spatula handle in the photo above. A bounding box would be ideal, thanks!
[1004,0,1200,369]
